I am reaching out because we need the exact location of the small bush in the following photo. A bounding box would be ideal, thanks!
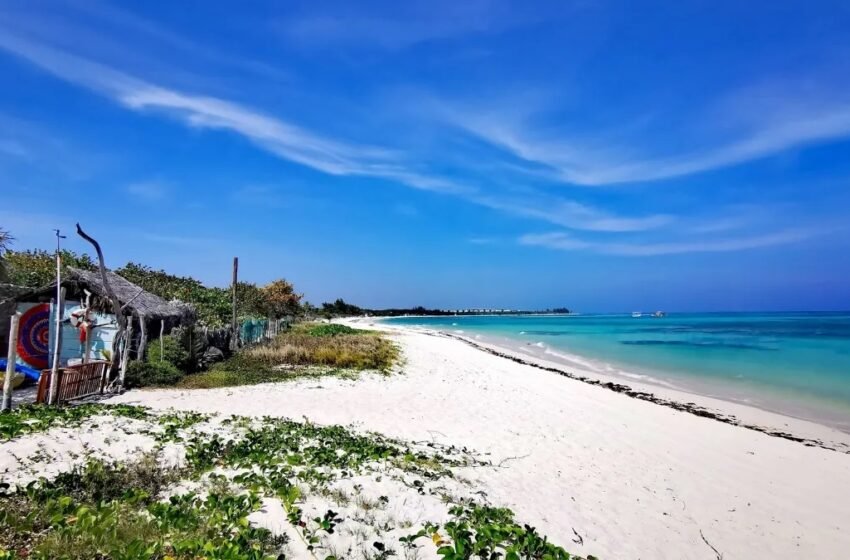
[50,453,184,505]
[147,334,191,372]
[125,361,184,388]
[305,323,360,337]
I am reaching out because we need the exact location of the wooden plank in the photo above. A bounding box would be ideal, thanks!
[36,370,49,404]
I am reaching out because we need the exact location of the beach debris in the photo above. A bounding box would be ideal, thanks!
[572,527,584,546]
[700,529,724,560]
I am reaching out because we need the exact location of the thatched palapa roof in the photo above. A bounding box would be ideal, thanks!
[64,267,194,321]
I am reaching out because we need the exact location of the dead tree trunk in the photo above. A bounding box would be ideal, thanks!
[76,223,126,383]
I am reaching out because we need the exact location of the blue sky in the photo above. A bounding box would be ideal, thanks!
[1,0,849,311]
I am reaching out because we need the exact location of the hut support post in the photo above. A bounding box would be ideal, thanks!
[159,320,164,362]
[2,312,21,412]
[119,316,133,387]
[48,287,66,405]
[138,315,147,361]
[83,324,92,364]
[231,257,238,351]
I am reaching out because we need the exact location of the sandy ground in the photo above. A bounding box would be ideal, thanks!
[106,321,850,560]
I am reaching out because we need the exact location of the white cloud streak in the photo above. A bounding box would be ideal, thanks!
[441,95,850,186]
[126,180,167,201]
[0,30,672,236]
[474,195,672,232]
[278,1,534,51]
[519,229,816,256]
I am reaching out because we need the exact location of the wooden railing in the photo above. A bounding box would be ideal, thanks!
[36,361,110,404]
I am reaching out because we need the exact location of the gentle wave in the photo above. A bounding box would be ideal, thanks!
[540,346,678,388]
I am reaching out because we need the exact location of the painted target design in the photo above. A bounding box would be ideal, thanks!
[16,304,51,370]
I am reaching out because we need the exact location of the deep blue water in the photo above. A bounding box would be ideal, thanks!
[385,312,850,428]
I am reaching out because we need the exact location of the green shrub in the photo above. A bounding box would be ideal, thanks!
[125,361,184,388]
[146,334,190,371]
[305,323,360,337]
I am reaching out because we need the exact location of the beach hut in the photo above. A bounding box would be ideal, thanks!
[0,267,195,371]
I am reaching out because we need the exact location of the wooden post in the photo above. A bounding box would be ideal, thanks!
[2,312,21,411]
[138,315,147,361]
[48,287,66,406]
[119,316,133,387]
[82,291,92,364]
[231,257,238,351]
[159,319,165,362]
[83,323,92,364]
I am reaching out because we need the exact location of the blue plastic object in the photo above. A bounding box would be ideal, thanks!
[0,358,42,381]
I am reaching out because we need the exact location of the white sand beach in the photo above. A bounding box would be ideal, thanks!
[100,319,850,559]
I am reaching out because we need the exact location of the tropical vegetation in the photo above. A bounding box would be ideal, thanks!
[0,227,12,282]
[0,405,593,560]
[174,322,397,389]
[0,234,303,326]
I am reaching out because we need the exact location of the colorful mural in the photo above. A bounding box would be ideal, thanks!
[14,301,118,368]
[50,302,117,365]
[16,303,50,369]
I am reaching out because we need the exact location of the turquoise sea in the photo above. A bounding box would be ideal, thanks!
[385,312,850,431]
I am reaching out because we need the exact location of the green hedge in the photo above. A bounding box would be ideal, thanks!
[146,334,191,372]
[125,361,184,388]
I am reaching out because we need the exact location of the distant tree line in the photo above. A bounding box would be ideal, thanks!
[314,299,570,318]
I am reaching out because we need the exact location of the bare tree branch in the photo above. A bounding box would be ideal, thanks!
[76,223,126,382]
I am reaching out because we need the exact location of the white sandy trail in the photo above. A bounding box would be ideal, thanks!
[109,325,850,559]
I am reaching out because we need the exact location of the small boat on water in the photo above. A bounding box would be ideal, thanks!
[631,311,642,318]
[653,311,666,318]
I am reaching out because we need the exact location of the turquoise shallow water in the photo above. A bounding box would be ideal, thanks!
[385,312,850,430]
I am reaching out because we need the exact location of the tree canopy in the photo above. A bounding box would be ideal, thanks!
[260,279,302,318]
[0,230,305,327]
[3,248,97,288]
[0,227,12,282]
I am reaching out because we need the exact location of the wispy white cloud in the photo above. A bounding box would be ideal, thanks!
[467,236,498,245]
[436,86,850,186]
[1,0,290,86]
[0,138,28,158]
[474,195,672,232]
[0,29,672,236]
[126,180,167,201]
[0,30,462,194]
[121,86,403,178]
[0,113,108,180]
[277,1,540,51]
[519,228,817,256]
[578,107,850,184]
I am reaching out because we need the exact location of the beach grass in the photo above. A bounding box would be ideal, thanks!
[177,362,360,389]
[242,331,397,370]
[176,323,398,389]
